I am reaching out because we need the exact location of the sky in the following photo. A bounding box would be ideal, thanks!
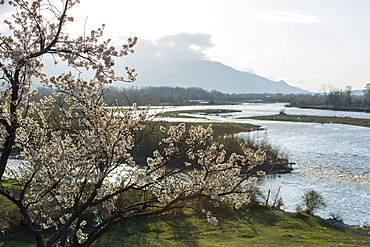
[2,0,370,92]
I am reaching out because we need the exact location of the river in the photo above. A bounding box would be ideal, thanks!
[157,103,370,225]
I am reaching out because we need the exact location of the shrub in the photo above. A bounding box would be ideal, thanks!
[0,196,26,232]
[300,190,326,215]
[328,212,343,222]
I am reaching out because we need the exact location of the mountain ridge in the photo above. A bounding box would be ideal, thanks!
[129,60,310,94]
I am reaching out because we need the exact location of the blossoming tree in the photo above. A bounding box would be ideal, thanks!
[0,1,266,246]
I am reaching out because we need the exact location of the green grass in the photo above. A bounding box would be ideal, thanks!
[89,206,370,247]
[2,206,369,247]
[246,114,370,128]
[0,179,21,190]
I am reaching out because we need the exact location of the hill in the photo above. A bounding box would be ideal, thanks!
[130,60,310,94]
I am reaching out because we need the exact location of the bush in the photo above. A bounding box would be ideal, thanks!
[0,196,26,232]
[300,190,326,215]
[329,212,343,222]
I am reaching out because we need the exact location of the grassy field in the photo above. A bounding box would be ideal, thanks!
[2,206,369,247]
[93,207,370,247]
[247,114,370,128]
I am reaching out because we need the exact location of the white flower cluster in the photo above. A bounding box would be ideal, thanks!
[148,123,266,210]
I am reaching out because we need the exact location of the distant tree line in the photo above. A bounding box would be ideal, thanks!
[104,86,228,106]
[31,86,227,105]
[267,84,370,111]
[32,83,370,111]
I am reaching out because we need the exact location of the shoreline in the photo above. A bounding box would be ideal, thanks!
[288,104,370,113]
[244,114,370,128]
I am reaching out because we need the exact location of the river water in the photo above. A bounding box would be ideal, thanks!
[157,103,370,225]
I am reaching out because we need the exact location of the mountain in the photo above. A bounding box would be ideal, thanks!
[129,60,310,94]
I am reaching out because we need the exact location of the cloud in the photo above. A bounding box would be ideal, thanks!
[237,66,256,74]
[120,33,215,70]
[256,11,320,23]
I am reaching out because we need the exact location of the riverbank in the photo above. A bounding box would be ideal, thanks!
[245,114,370,128]
[2,206,369,246]
[289,105,370,113]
